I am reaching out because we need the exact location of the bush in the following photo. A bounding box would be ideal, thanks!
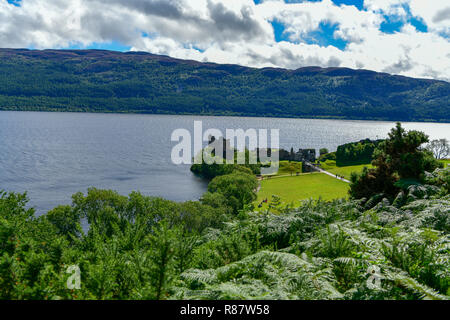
[207,172,258,214]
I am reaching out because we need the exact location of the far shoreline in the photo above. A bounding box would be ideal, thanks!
[1,108,449,124]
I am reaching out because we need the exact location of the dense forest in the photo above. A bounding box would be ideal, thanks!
[0,49,449,122]
[0,124,449,300]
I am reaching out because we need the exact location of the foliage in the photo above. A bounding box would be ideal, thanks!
[336,139,383,166]
[191,149,261,180]
[176,193,450,300]
[207,172,258,214]
[319,152,336,162]
[0,181,449,300]
[350,123,442,200]
[277,161,302,176]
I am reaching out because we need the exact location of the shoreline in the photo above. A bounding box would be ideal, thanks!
[1,108,449,124]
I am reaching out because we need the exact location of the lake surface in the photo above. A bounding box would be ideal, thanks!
[0,111,449,214]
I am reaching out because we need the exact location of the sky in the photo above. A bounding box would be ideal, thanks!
[1,0,450,81]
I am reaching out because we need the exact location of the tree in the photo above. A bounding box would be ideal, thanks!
[46,205,82,239]
[176,201,224,233]
[350,123,440,200]
[146,221,178,300]
[200,191,233,216]
[426,139,450,160]
[286,163,297,176]
[336,139,381,166]
[207,172,258,214]
[320,148,329,156]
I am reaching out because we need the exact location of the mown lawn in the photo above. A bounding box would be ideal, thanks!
[255,173,349,210]
[320,161,374,180]
[263,160,303,177]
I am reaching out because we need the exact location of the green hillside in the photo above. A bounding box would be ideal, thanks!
[0,49,449,122]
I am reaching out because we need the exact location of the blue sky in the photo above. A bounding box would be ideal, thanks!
[1,0,449,80]
[67,41,132,52]
[6,0,20,6]
[272,19,348,50]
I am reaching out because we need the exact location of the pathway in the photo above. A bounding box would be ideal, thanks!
[256,162,351,187]
[303,161,351,183]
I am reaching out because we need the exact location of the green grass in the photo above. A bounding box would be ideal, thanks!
[277,161,302,176]
[263,160,303,177]
[255,173,349,210]
[440,159,450,168]
[320,160,374,180]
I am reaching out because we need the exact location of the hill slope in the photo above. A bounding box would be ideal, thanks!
[0,49,449,122]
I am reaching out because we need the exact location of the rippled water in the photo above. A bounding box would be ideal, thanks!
[0,111,449,214]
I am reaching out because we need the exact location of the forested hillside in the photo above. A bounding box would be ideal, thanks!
[0,49,449,122]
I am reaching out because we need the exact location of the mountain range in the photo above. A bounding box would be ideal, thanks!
[0,48,449,122]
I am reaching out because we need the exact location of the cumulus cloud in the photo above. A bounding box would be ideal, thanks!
[0,0,449,81]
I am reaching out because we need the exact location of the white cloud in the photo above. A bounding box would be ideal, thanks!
[410,0,450,35]
[364,0,408,14]
[0,0,449,81]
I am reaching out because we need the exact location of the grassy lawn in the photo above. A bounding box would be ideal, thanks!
[320,160,374,180]
[264,160,302,177]
[277,161,302,176]
[255,173,349,210]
